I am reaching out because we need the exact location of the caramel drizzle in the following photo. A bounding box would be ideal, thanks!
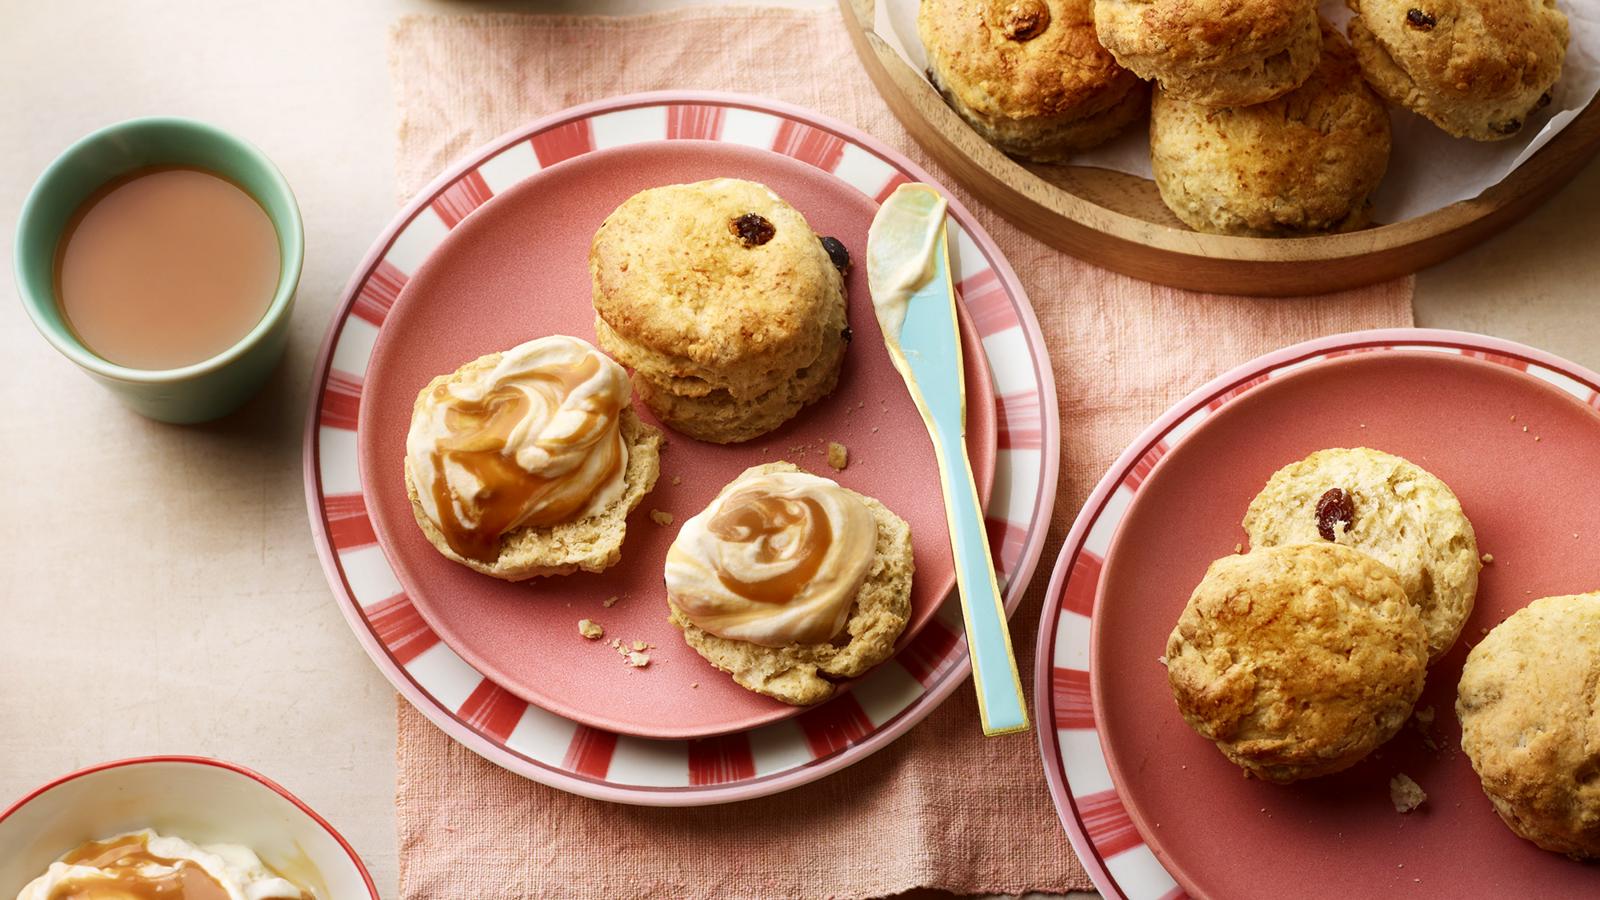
[52,833,308,900]
[707,490,833,604]
[427,354,622,563]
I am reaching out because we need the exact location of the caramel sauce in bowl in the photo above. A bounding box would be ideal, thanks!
[54,834,234,900]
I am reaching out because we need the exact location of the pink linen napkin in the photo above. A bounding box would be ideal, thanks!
[387,8,1413,898]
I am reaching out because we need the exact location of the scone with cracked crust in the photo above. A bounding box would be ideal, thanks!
[919,0,1148,162]
[591,179,850,443]
[1094,0,1322,106]
[666,462,914,706]
[1348,0,1569,141]
[1166,544,1428,782]
[1150,20,1391,236]
[1243,447,1480,662]
[1458,592,1600,859]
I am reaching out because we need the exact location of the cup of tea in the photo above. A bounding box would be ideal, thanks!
[14,117,303,423]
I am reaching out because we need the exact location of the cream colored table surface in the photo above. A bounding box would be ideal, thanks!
[3,1,1597,897]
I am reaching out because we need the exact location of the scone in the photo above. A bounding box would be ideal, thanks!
[1150,20,1392,236]
[403,335,663,580]
[590,179,850,444]
[1458,592,1600,859]
[1242,447,1480,662]
[665,462,914,705]
[1165,544,1428,782]
[1349,0,1569,141]
[1093,0,1322,106]
[919,0,1149,162]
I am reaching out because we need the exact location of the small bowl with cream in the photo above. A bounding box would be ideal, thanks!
[0,757,376,900]
[14,117,303,424]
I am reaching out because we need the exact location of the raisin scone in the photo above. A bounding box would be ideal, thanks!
[1243,447,1480,661]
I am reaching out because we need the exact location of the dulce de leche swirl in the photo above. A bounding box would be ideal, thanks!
[404,336,630,563]
[666,470,878,646]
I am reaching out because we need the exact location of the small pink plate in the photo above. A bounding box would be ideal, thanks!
[355,140,995,740]
[1036,330,1600,899]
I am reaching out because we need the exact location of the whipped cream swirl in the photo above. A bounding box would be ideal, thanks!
[666,469,878,646]
[405,335,630,563]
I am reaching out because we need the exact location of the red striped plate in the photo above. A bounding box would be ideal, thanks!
[305,92,1059,804]
[1035,329,1600,897]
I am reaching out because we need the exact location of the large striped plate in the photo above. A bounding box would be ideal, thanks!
[1034,328,1600,897]
[304,92,1060,805]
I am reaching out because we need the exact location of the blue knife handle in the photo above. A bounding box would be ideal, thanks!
[893,223,1029,737]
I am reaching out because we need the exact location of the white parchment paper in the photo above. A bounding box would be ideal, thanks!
[873,1,1600,222]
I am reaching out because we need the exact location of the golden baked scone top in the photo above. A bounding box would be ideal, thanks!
[1165,543,1427,782]
[1242,447,1480,661]
[1349,0,1568,140]
[589,179,843,377]
[919,0,1140,121]
[1354,0,1568,103]
[1457,592,1600,859]
[1149,20,1390,235]
[1093,0,1318,65]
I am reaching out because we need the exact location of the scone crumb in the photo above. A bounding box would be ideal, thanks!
[1414,705,1435,726]
[604,595,619,608]
[1233,543,1244,554]
[650,509,674,526]
[1390,774,1427,813]
[691,682,699,689]
[827,441,849,470]
[1481,553,1494,565]
[1157,655,1168,667]
[578,619,604,640]
[625,651,651,668]
[671,475,682,486]
[632,640,649,651]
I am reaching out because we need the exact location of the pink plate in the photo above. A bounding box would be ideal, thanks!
[306,91,1059,804]
[356,140,995,740]
[1036,330,1600,898]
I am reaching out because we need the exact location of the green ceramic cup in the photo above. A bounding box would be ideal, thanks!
[14,117,303,424]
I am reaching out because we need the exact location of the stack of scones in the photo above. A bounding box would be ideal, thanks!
[919,0,1571,236]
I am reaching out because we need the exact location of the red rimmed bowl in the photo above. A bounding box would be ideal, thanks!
[0,757,377,899]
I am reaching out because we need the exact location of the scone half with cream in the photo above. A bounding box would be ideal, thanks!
[665,462,914,705]
[404,335,662,580]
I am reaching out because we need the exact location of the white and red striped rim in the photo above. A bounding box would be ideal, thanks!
[0,755,379,898]
[1033,328,1600,899]
[303,91,1060,805]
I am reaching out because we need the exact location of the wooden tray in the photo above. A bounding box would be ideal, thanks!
[841,0,1600,296]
